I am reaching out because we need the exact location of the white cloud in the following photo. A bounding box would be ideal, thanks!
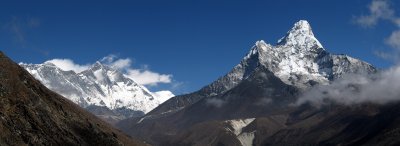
[309,0,400,106]
[206,98,226,108]
[355,0,400,61]
[355,0,398,27]
[93,69,105,81]
[101,54,117,63]
[126,69,172,86]
[100,54,132,69]
[386,30,400,49]
[45,59,90,73]
[44,54,173,87]
[297,65,400,106]
[100,54,173,86]
[110,58,132,70]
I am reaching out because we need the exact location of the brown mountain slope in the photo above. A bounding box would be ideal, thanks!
[167,102,400,146]
[118,65,400,146]
[0,51,147,146]
[144,102,400,146]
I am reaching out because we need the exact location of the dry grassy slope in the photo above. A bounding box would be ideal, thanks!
[0,51,147,146]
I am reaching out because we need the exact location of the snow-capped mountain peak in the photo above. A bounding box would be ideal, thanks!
[277,20,323,50]
[134,20,376,118]
[81,62,117,84]
[255,40,271,52]
[243,20,374,89]
[43,61,57,66]
[204,20,375,93]
[289,20,313,36]
[92,61,106,69]
[20,61,174,120]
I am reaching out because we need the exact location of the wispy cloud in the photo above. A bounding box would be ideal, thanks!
[4,16,41,45]
[45,59,90,73]
[27,17,41,28]
[354,0,400,61]
[2,16,48,56]
[126,69,172,86]
[32,54,175,95]
[298,0,400,107]
[100,54,173,86]
[354,0,400,28]
[6,16,26,45]
[206,98,226,108]
[386,30,400,50]
[170,81,185,91]
[297,66,400,106]
[46,54,173,86]
[101,55,132,70]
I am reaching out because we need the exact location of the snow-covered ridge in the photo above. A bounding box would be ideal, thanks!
[233,20,376,89]
[199,20,376,97]
[20,61,174,115]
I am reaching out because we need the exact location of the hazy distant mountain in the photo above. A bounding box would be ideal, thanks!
[20,61,174,124]
[0,51,146,146]
[116,20,392,146]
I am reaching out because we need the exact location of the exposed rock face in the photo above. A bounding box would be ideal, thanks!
[0,52,146,146]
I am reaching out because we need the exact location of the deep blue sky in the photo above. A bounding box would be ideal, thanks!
[0,0,397,94]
